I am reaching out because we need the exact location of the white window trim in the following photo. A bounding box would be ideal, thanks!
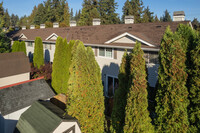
[45,33,58,40]
[105,32,155,47]
[98,47,114,59]
[105,74,118,98]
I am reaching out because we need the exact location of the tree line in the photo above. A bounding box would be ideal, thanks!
[2,0,200,30]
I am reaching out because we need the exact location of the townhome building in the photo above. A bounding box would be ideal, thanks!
[10,12,191,98]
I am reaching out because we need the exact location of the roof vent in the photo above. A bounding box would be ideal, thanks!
[173,11,185,21]
[40,24,45,29]
[53,22,59,28]
[70,20,77,27]
[93,18,101,26]
[30,25,35,29]
[22,26,26,30]
[125,16,134,24]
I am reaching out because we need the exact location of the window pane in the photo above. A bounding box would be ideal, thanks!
[28,42,33,47]
[99,47,105,56]
[106,48,112,58]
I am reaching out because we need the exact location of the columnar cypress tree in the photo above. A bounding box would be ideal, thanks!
[155,27,189,132]
[111,51,130,133]
[123,42,154,133]
[12,41,19,52]
[20,41,27,55]
[67,42,105,133]
[51,37,68,94]
[33,37,44,68]
[188,33,200,132]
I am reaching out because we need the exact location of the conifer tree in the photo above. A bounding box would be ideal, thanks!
[79,0,100,26]
[188,35,200,132]
[20,41,27,55]
[67,42,105,133]
[142,6,154,23]
[63,1,70,26]
[123,42,154,133]
[160,9,172,22]
[51,37,68,94]
[12,41,19,52]
[98,0,120,24]
[111,51,130,133]
[33,37,44,68]
[122,0,144,23]
[154,15,159,22]
[155,27,189,132]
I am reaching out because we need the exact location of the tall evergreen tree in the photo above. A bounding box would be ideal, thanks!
[98,0,120,24]
[160,9,172,22]
[12,41,19,52]
[123,42,154,133]
[111,51,130,133]
[142,6,154,23]
[63,1,70,26]
[70,8,74,20]
[33,37,44,68]
[188,35,200,132]
[67,42,105,133]
[155,27,189,132]
[154,15,159,22]
[51,37,69,94]
[79,0,100,26]
[34,3,46,25]
[20,41,27,55]
[122,0,144,23]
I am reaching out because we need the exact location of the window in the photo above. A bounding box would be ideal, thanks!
[44,43,51,50]
[144,51,159,64]
[105,75,119,98]
[27,42,33,47]
[99,47,113,58]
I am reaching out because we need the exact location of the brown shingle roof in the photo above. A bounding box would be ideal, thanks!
[11,21,190,47]
[0,52,30,78]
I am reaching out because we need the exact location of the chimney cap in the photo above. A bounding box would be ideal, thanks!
[173,11,185,16]
[125,16,134,19]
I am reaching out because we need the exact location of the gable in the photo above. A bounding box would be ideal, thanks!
[105,32,155,47]
[113,35,136,44]
[46,33,58,41]
[19,33,27,39]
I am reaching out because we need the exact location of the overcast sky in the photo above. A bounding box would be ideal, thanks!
[1,0,200,21]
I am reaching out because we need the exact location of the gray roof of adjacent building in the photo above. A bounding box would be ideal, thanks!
[16,100,80,133]
[0,78,55,116]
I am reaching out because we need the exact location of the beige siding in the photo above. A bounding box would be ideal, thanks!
[114,35,136,43]
[0,73,30,87]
